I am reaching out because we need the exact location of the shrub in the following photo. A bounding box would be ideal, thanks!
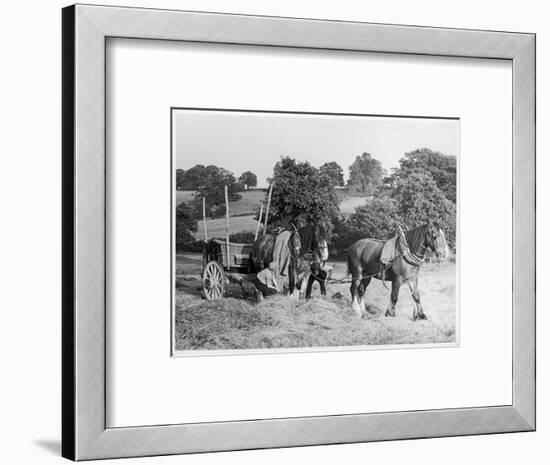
[175,202,198,252]
[229,231,256,243]
[331,197,401,258]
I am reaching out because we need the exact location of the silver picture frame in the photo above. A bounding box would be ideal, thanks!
[62,4,535,461]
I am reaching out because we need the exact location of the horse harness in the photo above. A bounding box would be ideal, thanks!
[371,232,428,281]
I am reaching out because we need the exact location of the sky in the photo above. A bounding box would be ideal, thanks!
[174,110,459,187]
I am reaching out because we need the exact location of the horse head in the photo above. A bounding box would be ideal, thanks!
[425,222,450,260]
[297,223,329,262]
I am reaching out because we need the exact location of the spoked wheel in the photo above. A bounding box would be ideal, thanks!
[202,261,226,300]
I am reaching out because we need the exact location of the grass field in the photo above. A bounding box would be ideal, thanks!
[338,196,371,216]
[174,257,456,351]
[192,215,258,240]
[178,189,370,239]
[176,190,266,216]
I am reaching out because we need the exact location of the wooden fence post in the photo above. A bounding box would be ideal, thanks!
[263,183,273,235]
[202,196,208,241]
[254,202,264,241]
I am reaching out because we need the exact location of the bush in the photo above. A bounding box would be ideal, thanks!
[180,240,206,253]
[331,197,401,258]
[229,231,256,243]
[175,202,198,252]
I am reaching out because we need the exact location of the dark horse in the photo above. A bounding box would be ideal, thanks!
[346,223,449,320]
[250,225,302,295]
[250,224,329,297]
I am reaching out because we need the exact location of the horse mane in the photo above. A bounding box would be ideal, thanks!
[404,224,429,253]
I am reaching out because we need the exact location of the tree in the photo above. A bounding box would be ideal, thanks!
[319,161,345,187]
[331,197,401,257]
[238,171,258,188]
[386,148,456,202]
[347,152,385,195]
[391,171,456,249]
[192,165,242,218]
[179,164,208,190]
[175,169,186,191]
[175,202,198,252]
[348,197,401,239]
[268,156,339,236]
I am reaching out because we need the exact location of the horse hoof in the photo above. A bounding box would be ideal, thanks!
[385,311,395,317]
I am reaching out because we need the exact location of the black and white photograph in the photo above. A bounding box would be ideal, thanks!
[172,109,457,352]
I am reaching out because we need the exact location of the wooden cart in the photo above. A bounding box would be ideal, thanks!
[201,239,254,300]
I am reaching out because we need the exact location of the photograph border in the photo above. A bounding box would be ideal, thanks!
[169,107,462,358]
[62,4,535,460]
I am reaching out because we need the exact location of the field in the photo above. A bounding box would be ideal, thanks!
[176,190,266,216]
[338,196,371,216]
[192,215,258,240]
[174,255,456,351]
[177,189,371,239]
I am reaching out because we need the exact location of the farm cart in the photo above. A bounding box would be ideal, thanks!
[200,183,274,300]
[201,238,255,300]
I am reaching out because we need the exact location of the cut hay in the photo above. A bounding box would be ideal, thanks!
[174,257,457,352]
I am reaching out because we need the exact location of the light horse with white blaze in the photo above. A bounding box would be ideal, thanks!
[346,223,449,320]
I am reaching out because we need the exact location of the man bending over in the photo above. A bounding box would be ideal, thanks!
[254,261,279,299]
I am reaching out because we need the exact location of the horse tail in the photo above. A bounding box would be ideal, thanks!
[345,250,352,277]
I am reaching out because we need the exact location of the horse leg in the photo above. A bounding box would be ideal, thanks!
[305,273,316,300]
[289,260,300,299]
[356,280,365,316]
[297,270,307,299]
[350,278,363,317]
[385,278,401,317]
[359,277,371,313]
[408,276,427,321]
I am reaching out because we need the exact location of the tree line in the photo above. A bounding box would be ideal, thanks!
[176,165,258,218]
[175,148,457,255]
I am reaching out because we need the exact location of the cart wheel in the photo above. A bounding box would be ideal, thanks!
[202,261,225,300]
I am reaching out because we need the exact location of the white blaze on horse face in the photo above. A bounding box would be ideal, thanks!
[438,228,450,260]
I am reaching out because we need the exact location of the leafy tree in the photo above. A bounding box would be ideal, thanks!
[175,202,198,252]
[386,148,456,202]
[391,170,456,249]
[268,156,339,236]
[192,165,242,218]
[319,161,345,187]
[331,197,401,257]
[238,171,258,188]
[180,164,208,190]
[347,152,385,195]
[175,169,186,191]
[348,197,401,239]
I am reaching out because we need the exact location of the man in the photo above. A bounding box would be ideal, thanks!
[254,261,279,299]
[305,261,328,300]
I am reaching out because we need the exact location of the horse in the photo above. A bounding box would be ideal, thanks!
[298,224,329,263]
[346,223,449,320]
[250,225,302,295]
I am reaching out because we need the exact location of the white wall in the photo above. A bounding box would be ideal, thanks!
[0,0,546,463]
